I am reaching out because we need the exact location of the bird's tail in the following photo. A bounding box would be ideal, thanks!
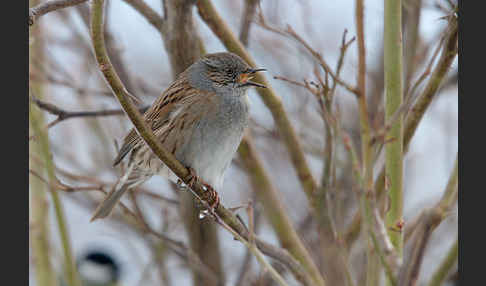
[90,164,135,222]
[90,183,130,222]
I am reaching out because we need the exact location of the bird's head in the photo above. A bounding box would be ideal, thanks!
[188,52,266,93]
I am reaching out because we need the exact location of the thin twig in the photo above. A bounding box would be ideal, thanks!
[29,94,148,140]
[331,29,356,95]
[213,209,289,286]
[403,14,458,153]
[30,93,149,122]
[256,12,358,95]
[236,195,261,285]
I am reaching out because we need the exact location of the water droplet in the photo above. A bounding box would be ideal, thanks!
[199,209,209,219]
[176,179,188,190]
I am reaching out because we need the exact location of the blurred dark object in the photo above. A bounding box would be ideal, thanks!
[76,249,121,286]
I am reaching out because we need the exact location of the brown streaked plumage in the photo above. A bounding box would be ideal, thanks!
[90,52,266,221]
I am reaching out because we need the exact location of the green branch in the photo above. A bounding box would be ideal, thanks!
[30,98,81,286]
[29,103,56,286]
[29,11,56,284]
[384,0,404,258]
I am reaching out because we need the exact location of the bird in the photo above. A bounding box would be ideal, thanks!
[90,52,266,221]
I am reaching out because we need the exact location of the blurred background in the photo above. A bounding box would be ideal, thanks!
[29,0,458,285]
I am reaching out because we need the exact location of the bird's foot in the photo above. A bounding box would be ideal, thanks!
[200,183,220,211]
[178,167,220,211]
[177,167,198,190]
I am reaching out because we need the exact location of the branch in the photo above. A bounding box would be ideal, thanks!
[355,0,381,284]
[159,0,205,76]
[215,205,289,286]
[238,133,324,286]
[426,238,458,286]
[384,0,405,261]
[239,0,259,46]
[276,32,356,283]
[235,197,262,285]
[29,89,56,286]
[122,0,164,29]
[30,93,149,127]
[403,0,423,96]
[403,15,458,152]
[29,96,81,286]
[405,153,458,241]
[89,1,311,284]
[398,154,458,286]
[30,162,179,207]
[371,207,400,285]
[398,209,439,286]
[256,14,358,95]
[29,0,89,26]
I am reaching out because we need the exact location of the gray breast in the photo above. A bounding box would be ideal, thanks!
[177,93,250,189]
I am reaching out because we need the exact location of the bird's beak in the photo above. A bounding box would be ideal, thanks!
[241,68,267,88]
[249,68,267,74]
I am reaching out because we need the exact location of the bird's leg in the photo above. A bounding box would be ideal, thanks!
[178,167,220,211]
[200,182,220,210]
[177,167,220,209]
[184,167,198,189]
[177,167,198,189]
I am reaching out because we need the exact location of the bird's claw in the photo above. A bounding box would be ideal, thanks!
[177,167,198,190]
[180,167,220,211]
[200,183,220,211]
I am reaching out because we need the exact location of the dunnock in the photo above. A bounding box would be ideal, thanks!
[91,52,266,221]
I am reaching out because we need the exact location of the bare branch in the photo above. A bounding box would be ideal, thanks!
[239,0,259,46]
[398,154,458,286]
[30,93,149,123]
[256,13,358,95]
[29,0,89,26]
[122,0,164,29]
[427,238,458,286]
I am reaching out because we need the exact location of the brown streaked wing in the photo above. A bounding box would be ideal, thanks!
[113,74,215,166]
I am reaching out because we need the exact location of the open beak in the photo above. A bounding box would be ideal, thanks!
[249,68,267,73]
[240,68,267,88]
